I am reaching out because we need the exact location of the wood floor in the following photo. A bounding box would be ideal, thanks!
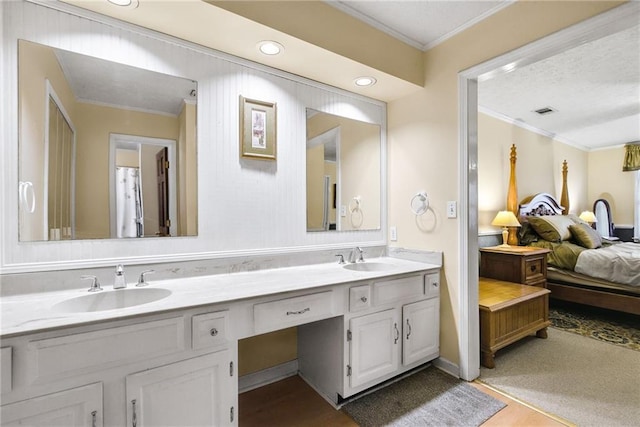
[239,374,571,427]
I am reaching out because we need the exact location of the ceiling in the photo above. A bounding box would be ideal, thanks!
[58,0,639,151]
[330,1,640,150]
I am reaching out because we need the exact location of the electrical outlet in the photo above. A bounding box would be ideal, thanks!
[390,226,397,241]
[340,205,347,217]
[447,201,457,218]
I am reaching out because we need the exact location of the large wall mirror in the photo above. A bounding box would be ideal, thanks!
[306,109,381,232]
[18,40,198,242]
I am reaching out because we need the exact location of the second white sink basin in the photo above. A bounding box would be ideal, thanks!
[53,287,172,313]
[343,262,395,272]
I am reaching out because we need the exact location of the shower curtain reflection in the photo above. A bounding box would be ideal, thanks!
[116,167,143,238]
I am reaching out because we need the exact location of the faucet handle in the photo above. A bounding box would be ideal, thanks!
[81,275,103,292]
[357,247,365,262]
[335,254,346,265]
[116,264,124,274]
[137,270,155,287]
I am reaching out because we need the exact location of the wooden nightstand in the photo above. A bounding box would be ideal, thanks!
[480,246,550,287]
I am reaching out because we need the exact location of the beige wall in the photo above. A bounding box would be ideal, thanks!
[388,1,623,366]
[588,146,636,225]
[478,113,589,232]
[178,101,198,236]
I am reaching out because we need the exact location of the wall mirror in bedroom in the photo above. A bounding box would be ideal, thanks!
[17,40,198,242]
[305,108,381,232]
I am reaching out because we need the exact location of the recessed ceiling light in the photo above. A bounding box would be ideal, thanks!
[257,41,284,56]
[354,76,377,87]
[107,0,139,7]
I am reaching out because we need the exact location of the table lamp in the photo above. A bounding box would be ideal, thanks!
[579,211,597,224]
[491,211,521,247]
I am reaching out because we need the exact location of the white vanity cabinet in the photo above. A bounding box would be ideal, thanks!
[1,382,103,427]
[126,351,235,427]
[298,271,440,405]
[0,309,237,427]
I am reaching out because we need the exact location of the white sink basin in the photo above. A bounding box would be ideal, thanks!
[343,262,395,272]
[53,287,172,313]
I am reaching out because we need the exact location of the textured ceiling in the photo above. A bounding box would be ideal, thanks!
[329,0,512,50]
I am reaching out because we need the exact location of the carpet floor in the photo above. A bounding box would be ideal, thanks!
[343,367,506,427]
[479,328,640,426]
[549,301,640,351]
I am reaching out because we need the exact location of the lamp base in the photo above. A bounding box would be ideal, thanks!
[500,228,510,247]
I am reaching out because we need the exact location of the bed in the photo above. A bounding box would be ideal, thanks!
[503,146,640,315]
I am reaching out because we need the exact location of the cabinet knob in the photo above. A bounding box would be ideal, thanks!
[360,296,368,303]
[210,328,218,337]
[531,265,537,272]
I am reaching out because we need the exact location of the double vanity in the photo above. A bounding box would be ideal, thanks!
[0,256,440,426]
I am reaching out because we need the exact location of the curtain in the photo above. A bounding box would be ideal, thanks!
[622,143,640,171]
[116,167,143,238]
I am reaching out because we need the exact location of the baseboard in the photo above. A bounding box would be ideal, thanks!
[432,357,460,378]
[238,360,299,393]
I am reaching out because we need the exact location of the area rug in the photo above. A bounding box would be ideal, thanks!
[342,367,506,427]
[479,328,640,427]
[549,301,640,351]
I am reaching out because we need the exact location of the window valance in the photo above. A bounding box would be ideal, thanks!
[622,143,640,172]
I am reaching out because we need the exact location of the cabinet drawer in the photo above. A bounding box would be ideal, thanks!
[192,311,229,350]
[424,272,440,299]
[254,291,335,334]
[349,285,371,312]
[1,347,12,394]
[524,257,545,283]
[26,317,185,384]
[373,275,423,306]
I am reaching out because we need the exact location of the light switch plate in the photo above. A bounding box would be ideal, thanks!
[447,201,457,218]
[390,226,397,241]
[340,205,347,217]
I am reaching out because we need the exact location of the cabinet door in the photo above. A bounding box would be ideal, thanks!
[126,351,235,427]
[403,298,439,366]
[1,382,103,427]
[349,309,400,389]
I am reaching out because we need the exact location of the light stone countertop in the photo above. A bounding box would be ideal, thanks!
[0,257,440,338]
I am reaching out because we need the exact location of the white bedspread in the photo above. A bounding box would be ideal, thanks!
[575,242,640,286]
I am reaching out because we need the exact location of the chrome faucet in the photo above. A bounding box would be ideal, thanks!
[114,264,127,289]
[81,275,103,292]
[348,247,364,263]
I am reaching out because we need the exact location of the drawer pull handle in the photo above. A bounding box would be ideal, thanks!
[132,399,137,427]
[286,307,310,316]
[406,319,412,340]
[210,328,218,337]
[394,323,400,344]
[360,296,368,303]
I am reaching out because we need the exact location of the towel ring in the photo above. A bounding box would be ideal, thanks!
[348,196,361,213]
[410,191,429,216]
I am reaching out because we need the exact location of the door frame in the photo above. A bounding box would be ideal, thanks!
[457,2,640,381]
[109,134,177,238]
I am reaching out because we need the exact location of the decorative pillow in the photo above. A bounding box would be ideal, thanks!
[569,223,602,249]
[527,215,576,242]
[518,222,539,245]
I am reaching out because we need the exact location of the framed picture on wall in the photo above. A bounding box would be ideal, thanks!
[240,96,277,160]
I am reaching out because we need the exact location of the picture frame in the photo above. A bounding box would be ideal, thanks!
[240,95,277,161]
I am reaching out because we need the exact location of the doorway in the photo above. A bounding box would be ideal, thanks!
[458,3,639,381]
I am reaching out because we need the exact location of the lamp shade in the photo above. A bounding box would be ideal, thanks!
[491,211,521,228]
[579,211,597,223]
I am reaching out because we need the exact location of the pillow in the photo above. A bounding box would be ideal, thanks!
[569,223,602,249]
[518,222,539,245]
[527,215,576,242]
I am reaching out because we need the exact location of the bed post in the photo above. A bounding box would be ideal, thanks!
[560,160,569,215]
[506,144,519,245]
